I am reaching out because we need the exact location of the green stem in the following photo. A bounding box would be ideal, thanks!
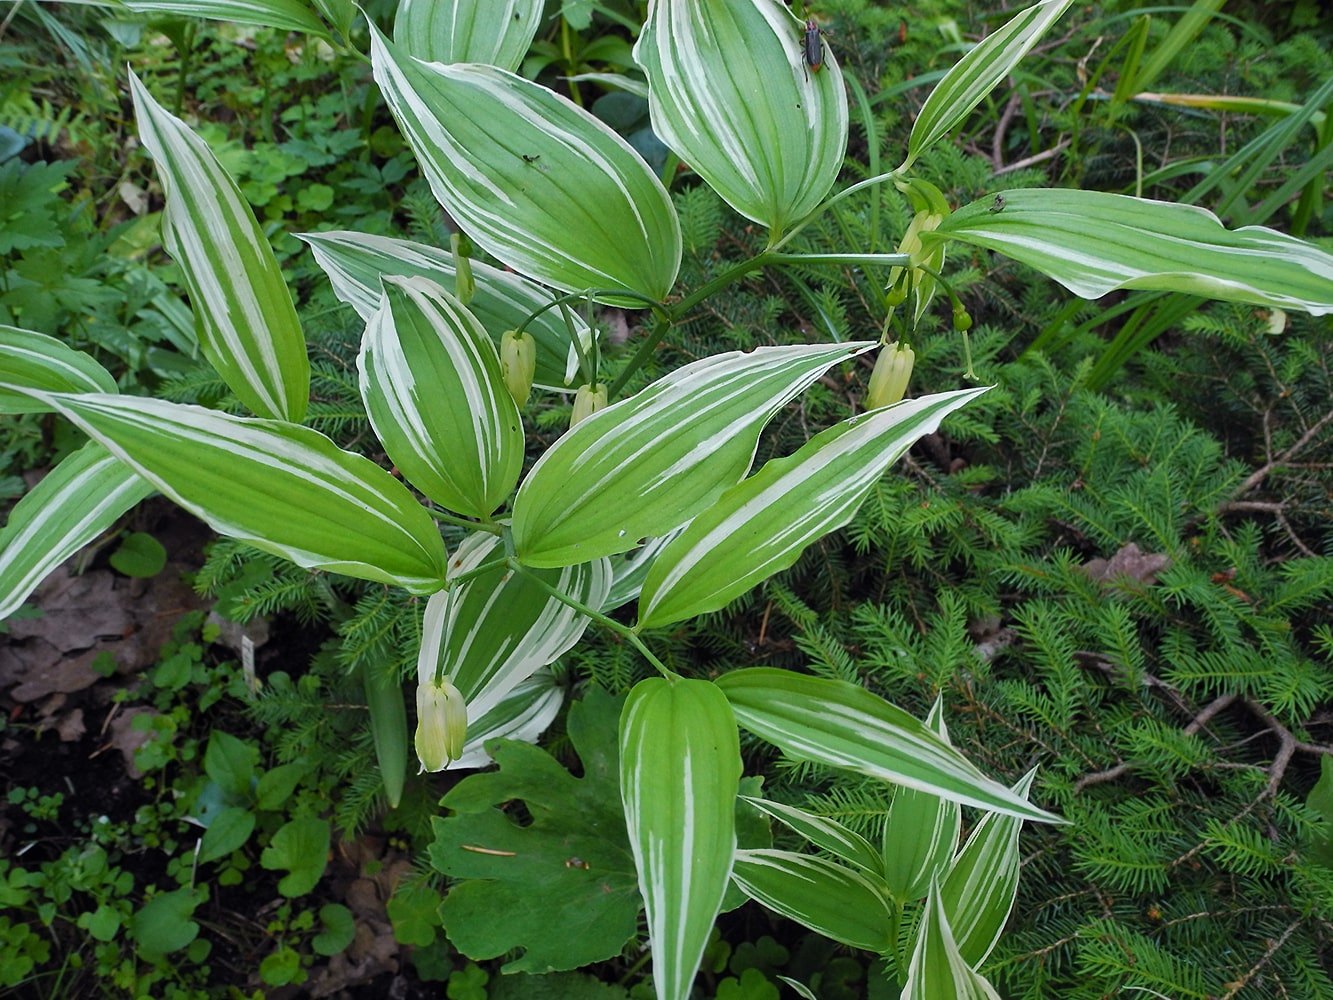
[506,558,674,678]
[769,169,903,252]
[425,508,503,535]
[448,555,509,587]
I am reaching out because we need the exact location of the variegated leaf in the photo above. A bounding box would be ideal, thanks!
[417,532,611,724]
[940,768,1038,969]
[360,277,523,518]
[0,442,153,620]
[634,0,847,237]
[717,669,1059,823]
[637,387,989,627]
[621,677,741,1000]
[0,325,117,414]
[370,26,681,303]
[512,342,874,568]
[16,390,448,593]
[120,0,329,35]
[449,670,565,771]
[882,698,962,903]
[932,189,1333,315]
[739,796,883,877]
[394,0,543,71]
[130,72,309,421]
[731,849,894,953]
[300,230,592,391]
[601,529,686,612]
[903,0,1074,170]
[900,880,1002,1000]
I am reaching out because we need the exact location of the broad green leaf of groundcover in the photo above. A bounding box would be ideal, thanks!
[394,0,543,71]
[0,441,153,620]
[129,72,309,422]
[620,677,742,1000]
[634,0,847,238]
[730,849,894,953]
[931,189,1333,315]
[370,27,681,304]
[881,699,961,903]
[940,768,1037,969]
[418,532,612,722]
[430,689,642,973]
[0,325,116,413]
[260,817,330,897]
[299,230,593,391]
[121,0,327,34]
[739,796,883,877]
[902,0,1074,171]
[717,669,1058,823]
[512,342,873,568]
[637,386,989,627]
[11,390,448,593]
[360,277,523,518]
[900,882,1002,1000]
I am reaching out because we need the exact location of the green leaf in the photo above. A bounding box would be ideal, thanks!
[255,761,307,811]
[370,27,681,303]
[387,880,445,947]
[939,768,1037,968]
[129,71,309,421]
[130,887,204,957]
[638,387,988,627]
[717,669,1059,823]
[300,230,593,392]
[394,0,543,71]
[361,278,523,518]
[634,0,847,237]
[362,664,408,809]
[0,441,153,621]
[881,699,961,903]
[260,817,331,897]
[931,189,1333,315]
[313,903,356,956]
[620,678,742,1000]
[451,670,566,770]
[199,805,257,863]
[109,531,167,578]
[739,796,883,877]
[1305,755,1333,868]
[204,730,257,798]
[903,0,1075,170]
[120,0,328,36]
[430,689,642,973]
[900,881,1002,1000]
[513,342,873,568]
[18,391,448,594]
[0,325,117,414]
[730,849,894,953]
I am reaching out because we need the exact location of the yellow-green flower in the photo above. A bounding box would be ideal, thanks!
[866,343,915,409]
[570,383,608,428]
[415,677,468,772]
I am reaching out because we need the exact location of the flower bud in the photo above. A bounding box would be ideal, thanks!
[500,329,537,408]
[866,342,915,409]
[952,305,973,332]
[570,383,608,428]
[415,676,468,772]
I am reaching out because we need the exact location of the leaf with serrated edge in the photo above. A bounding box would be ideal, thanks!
[718,669,1060,823]
[0,442,153,620]
[932,189,1333,315]
[394,0,542,71]
[0,325,117,414]
[638,387,988,627]
[621,678,741,1000]
[513,342,874,567]
[900,880,1002,1000]
[129,72,309,421]
[739,796,883,877]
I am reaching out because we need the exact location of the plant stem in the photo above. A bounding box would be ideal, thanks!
[425,508,503,534]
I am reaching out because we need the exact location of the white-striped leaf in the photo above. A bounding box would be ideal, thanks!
[0,325,117,414]
[394,0,543,71]
[18,390,448,593]
[120,0,328,35]
[417,532,611,723]
[900,880,1002,1000]
[882,698,962,903]
[512,342,874,568]
[360,277,523,518]
[448,669,565,770]
[601,529,686,612]
[932,189,1333,315]
[634,0,847,238]
[130,72,309,421]
[739,796,883,877]
[300,230,592,391]
[0,442,153,620]
[309,0,354,38]
[637,386,988,627]
[903,0,1074,170]
[939,768,1037,969]
[731,849,894,953]
[620,677,742,1000]
[370,27,681,304]
[717,669,1059,824]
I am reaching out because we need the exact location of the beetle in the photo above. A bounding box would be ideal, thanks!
[802,18,826,79]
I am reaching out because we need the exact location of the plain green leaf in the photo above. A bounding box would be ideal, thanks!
[388,880,445,947]
[260,817,331,897]
[109,531,167,578]
[313,903,356,956]
[204,730,257,798]
[255,761,308,812]
[199,806,257,863]
[130,888,204,956]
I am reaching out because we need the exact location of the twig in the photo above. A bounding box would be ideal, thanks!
[1232,406,1333,497]
[1217,919,1301,1000]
